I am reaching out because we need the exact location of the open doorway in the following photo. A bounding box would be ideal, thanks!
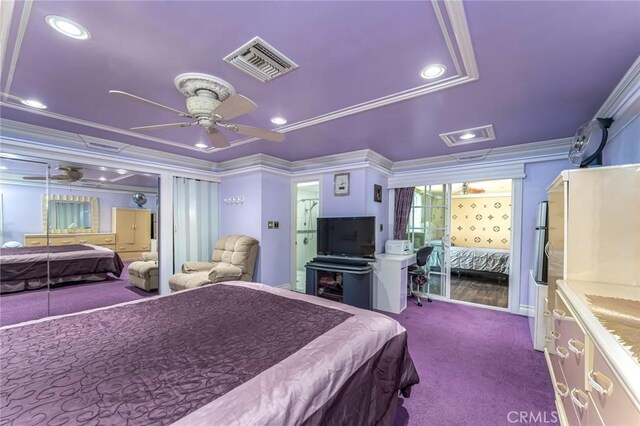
[449,179,512,308]
[293,181,320,292]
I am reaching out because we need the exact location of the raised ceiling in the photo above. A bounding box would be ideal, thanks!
[1,1,638,163]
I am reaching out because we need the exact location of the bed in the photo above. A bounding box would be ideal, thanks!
[449,246,510,278]
[0,244,124,294]
[0,282,419,425]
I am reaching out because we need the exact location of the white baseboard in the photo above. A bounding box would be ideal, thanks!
[519,304,534,317]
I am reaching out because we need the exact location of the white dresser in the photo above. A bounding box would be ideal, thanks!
[373,253,416,314]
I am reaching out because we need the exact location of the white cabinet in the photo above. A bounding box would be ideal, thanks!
[373,253,416,314]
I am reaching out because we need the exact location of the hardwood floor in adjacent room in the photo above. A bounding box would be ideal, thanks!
[421,273,508,309]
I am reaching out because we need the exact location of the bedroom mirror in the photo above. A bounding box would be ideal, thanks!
[0,156,161,325]
[0,157,51,326]
[44,195,98,233]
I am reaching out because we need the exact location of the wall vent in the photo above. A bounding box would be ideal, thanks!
[80,135,128,152]
[224,36,299,82]
[450,150,490,162]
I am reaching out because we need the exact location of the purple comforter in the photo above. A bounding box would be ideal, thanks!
[0,282,419,425]
[0,244,124,293]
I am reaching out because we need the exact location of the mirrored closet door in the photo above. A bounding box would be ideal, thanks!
[0,158,50,326]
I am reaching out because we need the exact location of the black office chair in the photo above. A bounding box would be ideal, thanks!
[407,246,434,306]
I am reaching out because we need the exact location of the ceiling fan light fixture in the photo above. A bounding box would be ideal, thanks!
[45,15,91,40]
[459,132,476,140]
[420,64,446,80]
[20,99,47,109]
[195,142,208,149]
[99,176,107,181]
[116,169,127,175]
[271,117,287,125]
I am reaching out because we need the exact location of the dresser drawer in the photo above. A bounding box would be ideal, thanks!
[588,346,640,426]
[24,237,48,247]
[76,234,115,245]
[49,236,77,246]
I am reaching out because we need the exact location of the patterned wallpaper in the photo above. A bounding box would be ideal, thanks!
[451,196,511,249]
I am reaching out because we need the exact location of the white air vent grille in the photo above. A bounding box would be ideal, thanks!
[224,37,298,82]
[450,150,490,163]
[80,135,128,152]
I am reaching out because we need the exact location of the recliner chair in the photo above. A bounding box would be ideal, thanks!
[169,235,259,292]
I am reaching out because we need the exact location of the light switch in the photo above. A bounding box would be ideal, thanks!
[267,221,274,229]
[274,221,280,229]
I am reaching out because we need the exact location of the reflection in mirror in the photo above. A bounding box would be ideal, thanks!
[43,195,98,233]
[0,157,50,326]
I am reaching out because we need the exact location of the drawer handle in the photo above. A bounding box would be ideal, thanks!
[550,330,560,340]
[544,331,560,343]
[552,308,566,319]
[62,240,72,244]
[556,346,569,360]
[567,338,584,355]
[105,239,113,242]
[570,388,589,410]
[31,242,41,246]
[543,310,552,317]
[79,240,87,243]
[555,382,569,398]
[544,335,553,343]
[588,370,613,396]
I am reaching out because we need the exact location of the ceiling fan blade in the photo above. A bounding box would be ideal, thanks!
[109,90,190,117]
[130,122,197,132]
[207,128,230,148]
[224,124,285,142]
[213,95,257,120]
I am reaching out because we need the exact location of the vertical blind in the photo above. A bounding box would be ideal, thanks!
[173,177,219,273]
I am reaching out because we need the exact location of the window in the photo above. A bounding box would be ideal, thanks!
[406,185,447,250]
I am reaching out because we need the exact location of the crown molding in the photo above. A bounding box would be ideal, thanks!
[0,118,217,173]
[392,137,573,174]
[1,0,30,101]
[596,55,640,119]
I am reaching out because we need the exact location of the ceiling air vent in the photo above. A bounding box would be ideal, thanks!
[224,36,299,82]
[440,125,496,147]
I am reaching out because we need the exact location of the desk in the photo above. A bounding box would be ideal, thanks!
[373,253,416,314]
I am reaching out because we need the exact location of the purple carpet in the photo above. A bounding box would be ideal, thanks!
[390,301,557,426]
[0,261,157,326]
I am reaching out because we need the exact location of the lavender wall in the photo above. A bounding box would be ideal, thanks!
[602,115,640,166]
[519,159,573,308]
[218,174,263,242]
[0,183,157,243]
[320,169,367,216]
[365,169,389,254]
[260,173,292,285]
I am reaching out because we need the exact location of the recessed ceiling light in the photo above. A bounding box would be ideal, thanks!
[459,133,476,140]
[45,15,91,40]
[271,117,287,125]
[420,64,446,79]
[20,99,47,109]
[116,169,127,175]
[99,176,107,181]
[195,142,208,149]
[98,166,107,171]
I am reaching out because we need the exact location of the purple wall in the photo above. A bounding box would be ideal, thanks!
[519,159,573,307]
[602,115,640,166]
[0,183,157,243]
[320,169,367,216]
[219,172,291,285]
[365,169,389,254]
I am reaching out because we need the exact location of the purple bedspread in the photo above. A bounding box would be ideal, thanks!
[0,244,96,256]
[0,285,353,425]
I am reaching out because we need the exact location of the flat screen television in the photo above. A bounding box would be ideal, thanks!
[317,216,376,259]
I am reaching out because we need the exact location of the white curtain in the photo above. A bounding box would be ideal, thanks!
[173,177,219,272]
[49,201,90,229]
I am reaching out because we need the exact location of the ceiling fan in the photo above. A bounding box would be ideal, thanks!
[457,182,485,195]
[110,73,285,149]
[23,166,83,183]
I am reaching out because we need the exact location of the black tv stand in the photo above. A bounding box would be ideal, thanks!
[305,259,373,310]
[312,256,372,267]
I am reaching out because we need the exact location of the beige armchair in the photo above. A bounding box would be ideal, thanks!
[169,235,259,292]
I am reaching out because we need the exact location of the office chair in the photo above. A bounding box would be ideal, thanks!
[407,245,434,307]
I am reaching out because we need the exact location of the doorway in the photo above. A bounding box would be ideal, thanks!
[406,179,514,310]
[293,181,320,292]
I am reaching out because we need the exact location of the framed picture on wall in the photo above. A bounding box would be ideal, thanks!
[334,173,350,196]
[374,184,382,203]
